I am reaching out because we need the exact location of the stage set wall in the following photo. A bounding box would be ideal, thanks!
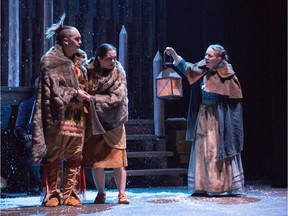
[165,0,287,187]
[1,0,287,190]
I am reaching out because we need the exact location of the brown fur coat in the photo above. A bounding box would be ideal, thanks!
[32,44,87,164]
[85,60,128,139]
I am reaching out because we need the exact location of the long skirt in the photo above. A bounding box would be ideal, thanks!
[187,103,244,194]
[82,126,128,169]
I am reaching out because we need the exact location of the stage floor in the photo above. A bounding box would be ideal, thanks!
[0,181,287,216]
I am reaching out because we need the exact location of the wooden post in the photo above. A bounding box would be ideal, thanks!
[119,25,128,76]
[153,51,165,137]
[82,0,97,58]
[22,0,35,86]
[8,0,19,87]
[43,0,54,53]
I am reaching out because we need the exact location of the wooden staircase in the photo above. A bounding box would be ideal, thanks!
[103,119,188,188]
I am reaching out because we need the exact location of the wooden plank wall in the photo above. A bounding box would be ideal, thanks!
[1,0,168,119]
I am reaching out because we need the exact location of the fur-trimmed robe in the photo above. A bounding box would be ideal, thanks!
[180,59,242,99]
[32,44,87,164]
[176,58,244,159]
[85,60,128,140]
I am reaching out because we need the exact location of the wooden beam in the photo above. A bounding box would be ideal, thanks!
[1,87,32,105]
[8,0,20,87]
[126,134,158,141]
[127,151,173,158]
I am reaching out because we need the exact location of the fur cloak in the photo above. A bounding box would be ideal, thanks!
[85,60,128,139]
[32,44,87,164]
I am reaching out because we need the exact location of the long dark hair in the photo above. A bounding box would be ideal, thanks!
[93,43,117,70]
[87,43,118,92]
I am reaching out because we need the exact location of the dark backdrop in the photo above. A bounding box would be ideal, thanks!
[165,0,287,187]
[1,0,286,188]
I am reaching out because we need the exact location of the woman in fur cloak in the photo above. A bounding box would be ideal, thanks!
[82,43,130,204]
[32,14,90,207]
[166,45,245,197]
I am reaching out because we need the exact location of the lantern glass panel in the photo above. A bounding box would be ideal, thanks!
[156,77,183,99]
[171,78,182,96]
[157,78,172,97]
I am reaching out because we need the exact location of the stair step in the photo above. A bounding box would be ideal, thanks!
[126,119,154,125]
[105,168,188,177]
[125,119,154,134]
[127,151,173,158]
[127,134,158,140]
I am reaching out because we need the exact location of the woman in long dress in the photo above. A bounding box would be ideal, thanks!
[82,43,130,204]
[166,45,245,196]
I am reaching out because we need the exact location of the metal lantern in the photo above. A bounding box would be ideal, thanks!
[156,51,183,100]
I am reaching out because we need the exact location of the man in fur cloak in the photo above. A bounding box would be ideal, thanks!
[32,14,90,207]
